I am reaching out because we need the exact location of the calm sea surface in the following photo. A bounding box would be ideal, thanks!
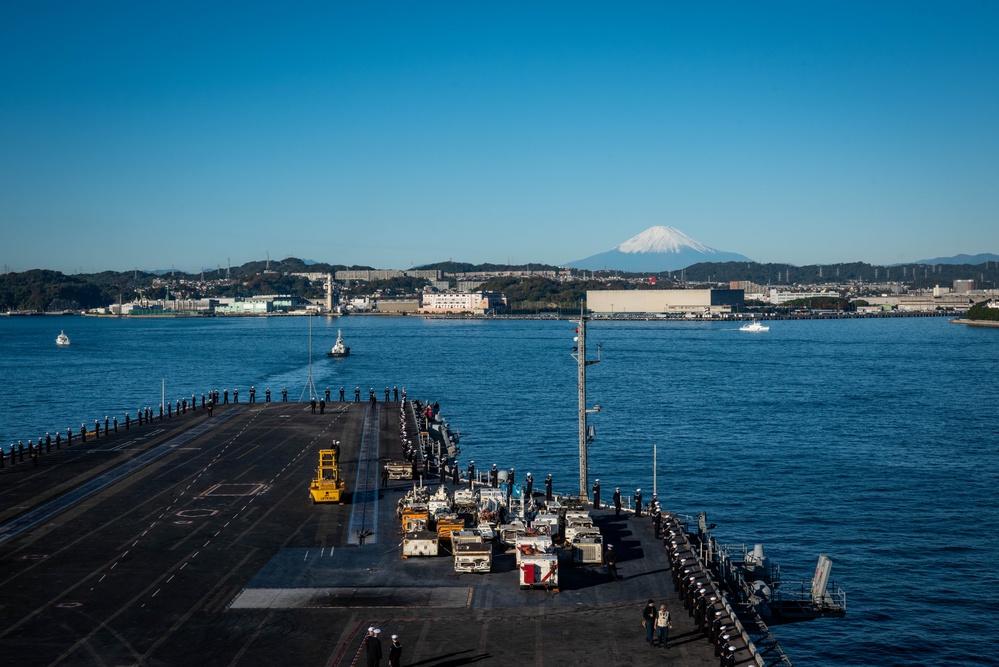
[1,314,997,665]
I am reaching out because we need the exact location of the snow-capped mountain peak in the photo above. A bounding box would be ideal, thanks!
[566,225,753,272]
[616,226,714,255]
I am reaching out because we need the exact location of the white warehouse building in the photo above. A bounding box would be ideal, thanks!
[586,289,744,315]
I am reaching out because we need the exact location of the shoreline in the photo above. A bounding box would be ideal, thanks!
[5,310,963,321]
[950,318,999,327]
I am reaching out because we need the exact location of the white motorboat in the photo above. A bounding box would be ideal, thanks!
[739,320,769,333]
[55,330,71,346]
[327,329,350,357]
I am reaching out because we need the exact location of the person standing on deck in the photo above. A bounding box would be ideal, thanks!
[605,543,618,581]
[655,604,672,649]
[592,479,601,509]
[363,627,382,667]
[635,489,643,517]
[642,599,656,646]
[388,634,402,667]
[613,487,622,516]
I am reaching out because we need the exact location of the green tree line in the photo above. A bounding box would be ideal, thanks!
[967,301,999,321]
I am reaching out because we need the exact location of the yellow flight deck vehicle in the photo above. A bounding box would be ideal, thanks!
[309,449,345,503]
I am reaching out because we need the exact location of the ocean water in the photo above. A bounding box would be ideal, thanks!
[1,314,997,666]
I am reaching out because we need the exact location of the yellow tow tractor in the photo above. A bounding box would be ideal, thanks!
[309,449,345,503]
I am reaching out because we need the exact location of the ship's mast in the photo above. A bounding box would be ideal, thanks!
[301,313,317,401]
[573,301,600,496]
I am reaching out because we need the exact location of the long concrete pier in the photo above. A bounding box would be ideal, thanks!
[0,399,742,666]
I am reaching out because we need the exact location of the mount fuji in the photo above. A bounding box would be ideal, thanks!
[566,226,753,272]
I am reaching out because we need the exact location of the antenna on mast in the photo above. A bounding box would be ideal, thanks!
[572,300,602,496]
[300,313,318,401]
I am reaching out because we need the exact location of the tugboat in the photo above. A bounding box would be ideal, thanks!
[55,330,71,346]
[327,329,350,357]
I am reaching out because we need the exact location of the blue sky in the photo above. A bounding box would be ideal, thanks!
[2,2,997,274]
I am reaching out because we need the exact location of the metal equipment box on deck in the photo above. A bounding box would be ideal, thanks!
[564,513,595,543]
[532,513,559,538]
[402,505,430,533]
[519,553,558,589]
[435,515,465,542]
[452,488,476,504]
[572,534,604,564]
[450,530,482,547]
[498,522,527,547]
[515,535,554,566]
[427,486,452,514]
[386,461,414,480]
[454,541,492,573]
[402,531,439,558]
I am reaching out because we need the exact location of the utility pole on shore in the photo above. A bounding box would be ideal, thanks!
[572,301,601,497]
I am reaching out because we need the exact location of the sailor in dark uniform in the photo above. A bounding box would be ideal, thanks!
[388,634,402,667]
[363,627,382,667]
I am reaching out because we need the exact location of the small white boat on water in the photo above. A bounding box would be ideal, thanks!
[56,330,71,346]
[327,329,350,357]
[740,320,769,333]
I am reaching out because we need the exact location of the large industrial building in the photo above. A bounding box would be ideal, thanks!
[586,289,744,315]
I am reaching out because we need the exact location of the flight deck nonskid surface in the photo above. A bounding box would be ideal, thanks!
[0,400,724,666]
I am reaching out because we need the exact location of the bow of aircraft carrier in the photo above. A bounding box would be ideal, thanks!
[0,399,743,666]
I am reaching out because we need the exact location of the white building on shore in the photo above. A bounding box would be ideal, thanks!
[419,292,507,314]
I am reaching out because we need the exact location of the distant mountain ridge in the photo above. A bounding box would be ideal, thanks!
[567,226,753,272]
[910,253,999,265]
